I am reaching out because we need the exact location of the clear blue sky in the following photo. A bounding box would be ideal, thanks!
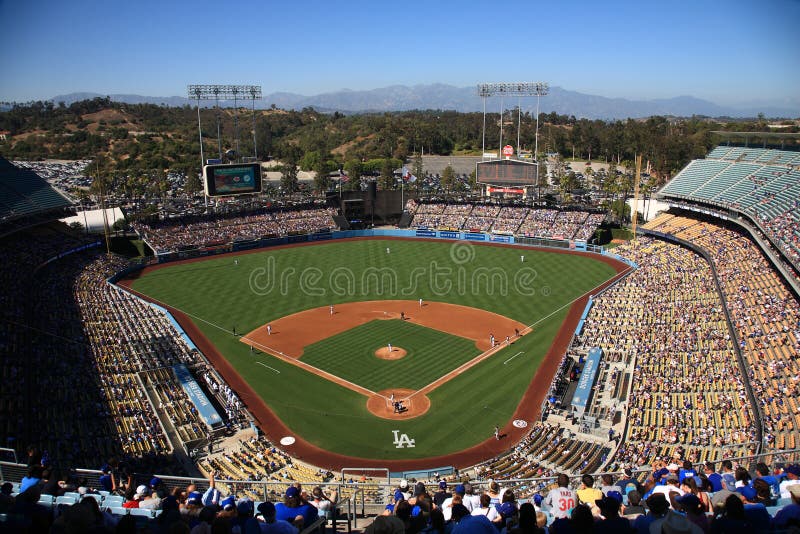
[1,0,798,107]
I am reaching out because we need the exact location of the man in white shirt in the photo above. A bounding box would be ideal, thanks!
[780,464,800,499]
[440,485,466,520]
[650,474,684,506]
[543,474,578,520]
[462,483,481,512]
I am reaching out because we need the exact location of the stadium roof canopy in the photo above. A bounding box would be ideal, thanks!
[0,156,73,223]
[711,131,800,139]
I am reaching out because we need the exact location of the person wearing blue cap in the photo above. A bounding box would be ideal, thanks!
[441,484,467,521]
[433,480,451,507]
[495,490,519,529]
[220,495,237,512]
[780,464,800,498]
[181,490,205,525]
[275,485,318,528]
[384,489,406,514]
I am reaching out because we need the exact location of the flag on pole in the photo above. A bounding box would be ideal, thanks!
[402,166,417,183]
[339,169,349,183]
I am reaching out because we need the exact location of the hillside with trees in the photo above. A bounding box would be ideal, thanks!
[1,98,796,194]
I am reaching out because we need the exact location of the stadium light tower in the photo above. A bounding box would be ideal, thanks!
[477,82,549,160]
[187,84,263,164]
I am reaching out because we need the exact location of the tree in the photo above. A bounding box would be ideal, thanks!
[279,163,299,194]
[441,165,456,194]
[112,218,127,235]
[550,154,566,188]
[468,169,477,192]
[313,170,330,193]
[412,153,424,183]
[559,171,579,199]
[379,159,395,190]
[342,159,362,191]
[183,168,202,195]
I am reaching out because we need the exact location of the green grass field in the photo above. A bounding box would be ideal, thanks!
[301,319,480,392]
[131,238,616,460]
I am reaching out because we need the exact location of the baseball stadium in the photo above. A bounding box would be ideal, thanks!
[1,140,800,532]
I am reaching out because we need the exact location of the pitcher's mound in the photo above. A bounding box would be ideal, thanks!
[375,346,407,360]
[367,389,430,420]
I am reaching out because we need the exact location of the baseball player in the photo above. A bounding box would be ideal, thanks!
[387,343,393,353]
[330,304,334,315]
[267,324,272,335]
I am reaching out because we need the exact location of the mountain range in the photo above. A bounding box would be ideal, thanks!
[48,84,799,120]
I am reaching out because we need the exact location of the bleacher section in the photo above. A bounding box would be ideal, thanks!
[597,236,755,469]
[132,207,337,254]
[410,203,604,241]
[0,226,254,474]
[658,146,800,271]
[0,157,73,222]
[645,214,800,452]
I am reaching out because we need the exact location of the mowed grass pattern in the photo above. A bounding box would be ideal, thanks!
[300,319,480,391]
[131,239,618,459]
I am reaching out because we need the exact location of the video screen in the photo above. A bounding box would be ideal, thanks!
[476,160,537,185]
[203,163,262,196]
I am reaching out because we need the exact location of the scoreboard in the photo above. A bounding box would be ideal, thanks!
[203,163,262,197]
[476,159,538,186]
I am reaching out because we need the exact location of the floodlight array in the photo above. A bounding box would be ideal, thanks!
[477,82,549,97]
[187,85,262,100]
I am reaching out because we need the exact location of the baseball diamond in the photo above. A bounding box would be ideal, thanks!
[124,237,628,466]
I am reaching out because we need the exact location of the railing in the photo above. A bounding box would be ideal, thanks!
[4,447,800,504]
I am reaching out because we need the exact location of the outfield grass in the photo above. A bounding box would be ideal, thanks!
[301,319,480,392]
[131,238,616,460]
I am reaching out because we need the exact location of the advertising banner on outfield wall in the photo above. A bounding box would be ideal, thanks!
[415,229,437,237]
[464,232,486,241]
[489,234,512,243]
[308,232,333,242]
[439,230,460,239]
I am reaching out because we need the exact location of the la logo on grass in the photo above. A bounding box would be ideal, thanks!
[392,430,416,448]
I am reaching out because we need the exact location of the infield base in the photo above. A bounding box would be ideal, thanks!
[367,389,430,420]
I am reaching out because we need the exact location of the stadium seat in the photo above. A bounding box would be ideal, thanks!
[103,495,125,508]
[106,506,129,517]
[128,508,154,518]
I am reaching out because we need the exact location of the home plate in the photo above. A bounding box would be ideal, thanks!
[280,436,296,446]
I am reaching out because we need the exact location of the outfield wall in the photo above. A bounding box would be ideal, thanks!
[151,229,608,264]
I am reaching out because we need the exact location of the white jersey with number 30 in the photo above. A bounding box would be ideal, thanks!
[544,487,577,519]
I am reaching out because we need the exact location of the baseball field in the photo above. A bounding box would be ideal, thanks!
[124,237,626,468]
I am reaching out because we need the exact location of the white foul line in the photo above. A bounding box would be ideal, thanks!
[255,362,280,374]
[522,264,634,332]
[504,351,525,365]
